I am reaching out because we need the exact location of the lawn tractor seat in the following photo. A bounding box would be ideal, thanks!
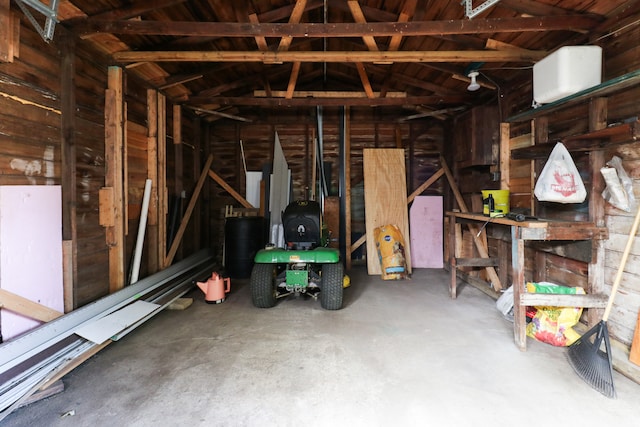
[282,200,321,250]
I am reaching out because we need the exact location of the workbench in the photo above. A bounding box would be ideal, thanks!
[447,211,609,351]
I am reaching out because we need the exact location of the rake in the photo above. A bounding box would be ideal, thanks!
[567,204,640,398]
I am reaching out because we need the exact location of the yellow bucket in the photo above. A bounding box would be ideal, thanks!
[481,190,510,215]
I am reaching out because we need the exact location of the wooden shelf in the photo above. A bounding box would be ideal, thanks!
[510,119,640,159]
[506,69,640,123]
[447,211,609,351]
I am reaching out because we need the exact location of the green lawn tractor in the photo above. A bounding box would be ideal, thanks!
[250,200,344,310]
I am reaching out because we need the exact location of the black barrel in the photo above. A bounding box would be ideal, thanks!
[225,216,265,278]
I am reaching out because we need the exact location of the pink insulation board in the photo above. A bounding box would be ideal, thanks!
[0,186,63,341]
[409,196,444,269]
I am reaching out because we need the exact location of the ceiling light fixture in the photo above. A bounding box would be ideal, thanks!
[467,71,481,91]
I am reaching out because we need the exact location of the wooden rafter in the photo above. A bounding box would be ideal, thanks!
[389,0,417,52]
[248,13,268,51]
[285,62,301,99]
[278,0,307,51]
[280,0,306,100]
[355,62,375,98]
[347,0,379,51]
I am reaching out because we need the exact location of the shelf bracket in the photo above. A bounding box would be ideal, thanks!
[15,0,59,42]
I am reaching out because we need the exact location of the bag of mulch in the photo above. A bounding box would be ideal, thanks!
[525,281,584,346]
[374,224,407,280]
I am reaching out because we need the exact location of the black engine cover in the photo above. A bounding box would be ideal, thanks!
[282,200,321,250]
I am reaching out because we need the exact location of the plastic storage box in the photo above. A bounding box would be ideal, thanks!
[533,46,602,104]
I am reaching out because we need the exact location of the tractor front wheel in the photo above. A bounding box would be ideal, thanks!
[250,263,277,308]
[320,263,344,310]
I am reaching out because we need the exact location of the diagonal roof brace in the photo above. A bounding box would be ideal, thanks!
[462,0,501,19]
[15,0,60,42]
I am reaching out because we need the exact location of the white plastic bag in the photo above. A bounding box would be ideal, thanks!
[496,285,514,322]
[534,142,587,203]
[601,156,636,212]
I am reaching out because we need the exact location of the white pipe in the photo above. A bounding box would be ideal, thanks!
[130,179,152,284]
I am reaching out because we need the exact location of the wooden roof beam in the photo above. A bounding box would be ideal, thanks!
[76,16,601,37]
[113,50,547,63]
[253,90,406,98]
[187,94,471,107]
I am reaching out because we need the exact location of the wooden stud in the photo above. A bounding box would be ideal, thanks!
[60,29,77,309]
[146,89,159,275]
[500,122,511,190]
[587,97,607,325]
[157,93,168,269]
[99,187,115,227]
[0,0,14,63]
[344,108,352,270]
[105,67,126,293]
[62,240,74,313]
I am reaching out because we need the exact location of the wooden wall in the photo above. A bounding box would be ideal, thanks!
[206,108,445,263]
[496,21,640,345]
[0,18,207,311]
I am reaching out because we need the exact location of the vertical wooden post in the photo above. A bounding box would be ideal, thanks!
[344,107,352,270]
[172,104,184,259]
[499,122,510,190]
[60,29,77,310]
[0,0,17,63]
[146,89,159,274]
[587,97,607,326]
[512,226,527,351]
[531,117,548,216]
[105,67,125,293]
[157,93,168,266]
[173,104,183,193]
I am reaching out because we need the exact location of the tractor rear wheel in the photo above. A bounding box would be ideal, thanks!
[250,263,277,308]
[320,263,344,310]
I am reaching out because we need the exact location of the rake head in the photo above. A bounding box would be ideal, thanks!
[566,320,616,398]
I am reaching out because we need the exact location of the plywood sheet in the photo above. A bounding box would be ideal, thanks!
[410,196,443,268]
[363,149,411,275]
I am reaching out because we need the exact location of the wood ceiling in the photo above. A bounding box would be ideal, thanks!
[48,0,640,122]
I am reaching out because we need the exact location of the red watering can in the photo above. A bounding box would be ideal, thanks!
[197,272,231,304]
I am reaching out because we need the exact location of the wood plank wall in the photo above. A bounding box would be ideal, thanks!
[206,108,445,263]
[0,19,207,310]
[497,22,640,345]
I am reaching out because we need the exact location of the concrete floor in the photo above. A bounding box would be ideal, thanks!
[4,266,640,427]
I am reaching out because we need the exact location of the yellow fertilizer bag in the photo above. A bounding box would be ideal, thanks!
[525,282,585,346]
[374,224,407,280]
